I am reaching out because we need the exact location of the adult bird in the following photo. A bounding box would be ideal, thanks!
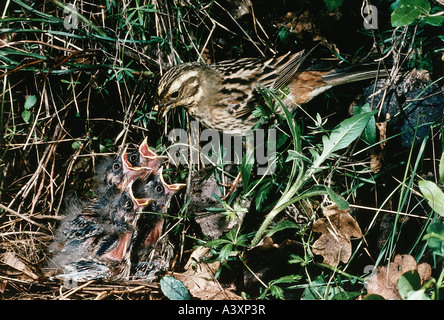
[157,49,387,135]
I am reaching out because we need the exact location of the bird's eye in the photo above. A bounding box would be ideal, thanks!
[170,91,179,99]
[129,154,138,163]
[155,185,163,193]
[125,200,133,210]
[113,163,121,171]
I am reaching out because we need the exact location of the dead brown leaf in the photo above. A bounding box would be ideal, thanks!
[0,280,7,294]
[366,254,432,300]
[275,11,322,42]
[1,251,41,280]
[369,148,383,173]
[173,246,242,300]
[312,204,362,267]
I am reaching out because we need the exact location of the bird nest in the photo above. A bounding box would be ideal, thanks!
[1,0,443,301]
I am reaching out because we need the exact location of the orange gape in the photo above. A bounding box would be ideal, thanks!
[101,231,133,262]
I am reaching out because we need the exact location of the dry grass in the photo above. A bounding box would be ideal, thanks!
[0,0,442,300]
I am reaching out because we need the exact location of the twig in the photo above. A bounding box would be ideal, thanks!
[57,280,96,300]
[0,203,50,231]
[94,285,148,300]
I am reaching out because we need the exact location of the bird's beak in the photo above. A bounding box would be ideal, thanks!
[134,198,153,207]
[139,137,167,160]
[121,146,152,172]
[128,180,153,207]
[158,167,187,193]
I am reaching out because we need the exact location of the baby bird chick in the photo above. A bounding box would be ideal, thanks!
[128,137,167,172]
[49,182,152,283]
[129,168,186,280]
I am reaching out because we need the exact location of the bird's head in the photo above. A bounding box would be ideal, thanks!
[104,148,151,192]
[131,167,186,213]
[156,63,211,116]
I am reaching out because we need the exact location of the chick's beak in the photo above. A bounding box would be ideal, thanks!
[128,180,153,207]
[139,137,167,160]
[158,167,187,192]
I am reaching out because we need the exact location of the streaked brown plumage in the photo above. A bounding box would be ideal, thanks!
[157,50,386,135]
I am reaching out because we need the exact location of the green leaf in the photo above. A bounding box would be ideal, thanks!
[254,182,272,210]
[323,0,344,11]
[286,150,310,163]
[326,187,349,210]
[439,152,444,185]
[218,243,234,262]
[397,270,421,297]
[403,0,431,11]
[71,140,83,150]
[301,275,338,300]
[362,294,385,300]
[391,0,431,27]
[332,291,362,300]
[404,288,430,300]
[241,149,255,191]
[160,276,190,300]
[21,110,31,123]
[24,95,37,110]
[422,15,444,26]
[22,95,37,122]
[423,222,444,257]
[397,270,429,300]
[266,219,300,237]
[391,6,421,26]
[418,180,444,216]
[319,111,377,161]
[353,104,376,145]
[269,285,285,299]
[289,254,305,265]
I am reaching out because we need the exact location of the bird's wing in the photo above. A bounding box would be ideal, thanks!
[55,260,111,282]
